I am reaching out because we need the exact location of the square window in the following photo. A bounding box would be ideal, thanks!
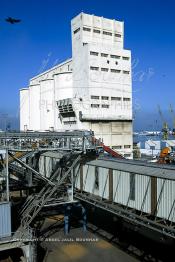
[83,27,91,32]
[123,70,130,74]
[124,145,131,148]
[91,104,100,108]
[93,29,100,34]
[123,98,131,101]
[111,69,121,73]
[101,96,109,100]
[111,97,121,101]
[101,68,109,72]
[90,51,98,56]
[123,56,129,61]
[114,33,121,38]
[91,96,100,99]
[90,66,99,71]
[110,55,120,59]
[103,31,112,36]
[112,145,122,149]
[101,53,108,57]
[74,28,80,34]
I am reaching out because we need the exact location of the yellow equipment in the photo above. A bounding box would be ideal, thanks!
[158,147,171,164]
[157,105,169,140]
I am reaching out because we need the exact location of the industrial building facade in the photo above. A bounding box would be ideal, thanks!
[20,13,133,158]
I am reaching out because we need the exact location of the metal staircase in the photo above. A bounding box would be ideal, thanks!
[14,152,82,240]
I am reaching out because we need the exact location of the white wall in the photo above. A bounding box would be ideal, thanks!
[54,72,73,130]
[54,73,73,101]
[29,84,41,130]
[20,89,29,131]
[40,79,54,131]
[71,12,132,157]
[71,13,124,53]
[157,178,175,222]
[72,43,132,121]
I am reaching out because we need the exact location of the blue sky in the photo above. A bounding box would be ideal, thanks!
[0,0,175,130]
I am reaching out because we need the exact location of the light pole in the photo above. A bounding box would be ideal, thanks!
[6,148,9,201]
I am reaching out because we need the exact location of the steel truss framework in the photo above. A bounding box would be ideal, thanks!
[14,152,82,240]
[75,192,175,239]
[0,130,95,152]
[0,131,175,247]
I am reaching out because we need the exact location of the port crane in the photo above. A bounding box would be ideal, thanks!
[156,105,175,164]
[169,104,175,135]
[157,105,169,140]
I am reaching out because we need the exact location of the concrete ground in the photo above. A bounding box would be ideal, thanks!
[41,217,138,262]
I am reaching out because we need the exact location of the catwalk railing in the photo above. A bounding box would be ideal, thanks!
[0,130,95,153]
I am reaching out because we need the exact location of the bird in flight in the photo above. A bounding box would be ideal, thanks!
[5,17,21,24]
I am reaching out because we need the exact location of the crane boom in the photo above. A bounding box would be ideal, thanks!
[169,104,175,135]
[157,105,169,140]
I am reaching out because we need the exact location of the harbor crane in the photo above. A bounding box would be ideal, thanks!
[169,104,175,135]
[157,105,169,140]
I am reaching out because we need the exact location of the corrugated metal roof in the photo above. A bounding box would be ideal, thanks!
[87,158,175,180]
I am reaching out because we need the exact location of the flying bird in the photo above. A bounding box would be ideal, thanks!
[5,17,21,24]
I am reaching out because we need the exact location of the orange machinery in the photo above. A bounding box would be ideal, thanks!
[157,147,171,164]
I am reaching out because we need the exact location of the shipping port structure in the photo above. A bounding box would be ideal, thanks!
[1,12,175,262]
[0,130,175,261]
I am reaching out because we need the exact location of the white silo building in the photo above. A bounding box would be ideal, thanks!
[20,12,133,158]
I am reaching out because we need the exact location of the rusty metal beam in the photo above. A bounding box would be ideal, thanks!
[109,169,113,202]
[151,177,157,215]
[80,164,83,193]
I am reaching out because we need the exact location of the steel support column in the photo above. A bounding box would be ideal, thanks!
[109,169,113,202]
[80,164,83,193]
[151,177,157,215]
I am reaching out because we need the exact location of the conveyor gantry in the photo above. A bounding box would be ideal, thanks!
[15,151,82,240]
[0,130,96,156]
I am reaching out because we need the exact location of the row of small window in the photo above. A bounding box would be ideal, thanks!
[91,96,131,101]
[90,51,129,60]
[112,145,131,149]
[90,67,130,74]
[74,27,121,38]
[91,104,109,108]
